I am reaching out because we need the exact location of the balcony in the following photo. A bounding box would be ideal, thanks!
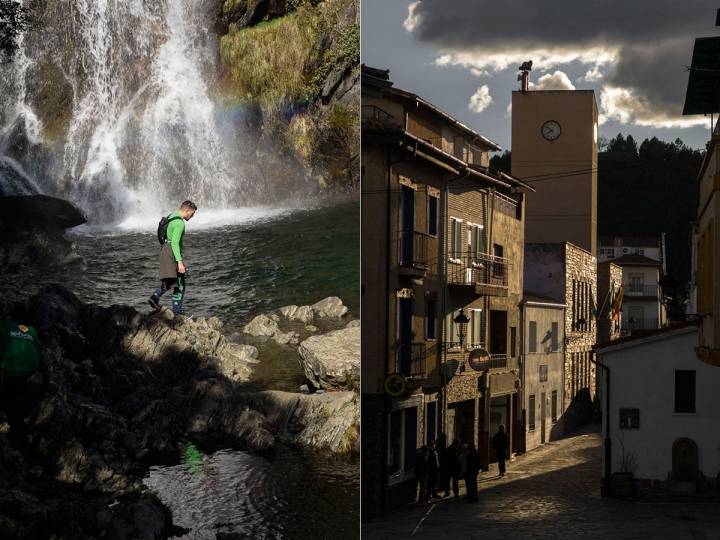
[620,317,660,333]
[447,253,509,296]
[625,284,659,298]
[398,230,431,277]
[361,105,399,129]
[396,342,427,379]
[447,348,518,375]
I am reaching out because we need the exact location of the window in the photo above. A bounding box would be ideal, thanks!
[468,224,483,260]
[528,395,536,430]
[674,370,696,413]
[426,299,436,340]
[447,312,461,346]
[428,196,438,236]
[551,322,559,351]
[469,308,484,347]
[529,321,537,353]
[492,244,504,279]
[388,407,418,483]
[539,364,548,382]
[450,218,462,259]
[638,248,645,256]
[619,408,640,429]
[572,280,577,331]
[629,273,644,294]
[551,390,558,423]
[510,327,517,357]
[607,248,614,258]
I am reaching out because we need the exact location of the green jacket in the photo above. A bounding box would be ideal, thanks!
[0,320,42,376]
[166,211,186,262]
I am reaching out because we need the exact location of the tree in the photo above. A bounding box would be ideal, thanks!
[0,0,29,61]
[490,150,511,174]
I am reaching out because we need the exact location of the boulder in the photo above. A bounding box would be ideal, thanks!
[297,326,359,389]
[242,390,359,453]
[278,304,314,324]
[242,314,279,337]
[311,297,348,319]
[345,319,360,328]
[273,331,300,346]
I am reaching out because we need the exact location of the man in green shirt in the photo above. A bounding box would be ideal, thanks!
[149,200,197,316]
[0,316,45,443]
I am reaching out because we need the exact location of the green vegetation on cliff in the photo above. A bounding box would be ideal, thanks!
[219,0,359,192]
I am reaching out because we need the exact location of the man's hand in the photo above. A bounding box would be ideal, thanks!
[178,261,186,274]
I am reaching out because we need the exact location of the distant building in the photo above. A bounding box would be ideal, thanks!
[521,293,566,452]
[598,235,667,333]
[595,325,720,491]
[524,242,598,431]
[596,261,623,345]
[361,65,532,517]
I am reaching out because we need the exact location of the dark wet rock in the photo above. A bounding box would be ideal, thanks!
[0,285,358,536]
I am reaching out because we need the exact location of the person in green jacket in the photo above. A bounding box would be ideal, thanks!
[149,200,197,315]
[0,317,45,443]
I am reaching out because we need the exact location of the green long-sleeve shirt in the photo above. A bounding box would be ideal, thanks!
[0,320,42,375]
[166,211,186,262]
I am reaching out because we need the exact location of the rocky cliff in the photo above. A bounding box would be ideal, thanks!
[217,0,359,194]
[0,285,358,537]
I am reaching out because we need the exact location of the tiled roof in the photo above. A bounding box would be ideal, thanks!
[610,254,662,267]
[594,322,695,351]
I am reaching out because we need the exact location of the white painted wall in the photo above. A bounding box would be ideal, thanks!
[598,327,720,481]
[522,303,565,451]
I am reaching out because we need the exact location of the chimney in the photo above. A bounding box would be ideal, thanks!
[517,60,533,93]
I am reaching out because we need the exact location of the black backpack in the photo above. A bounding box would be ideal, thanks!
[157,215,182,245]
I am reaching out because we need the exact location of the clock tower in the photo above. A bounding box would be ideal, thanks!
[511,88,598,255]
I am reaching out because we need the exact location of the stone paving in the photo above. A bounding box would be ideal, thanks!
[363,425,720,539]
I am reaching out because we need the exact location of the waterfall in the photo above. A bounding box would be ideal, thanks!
[0,0,247,224]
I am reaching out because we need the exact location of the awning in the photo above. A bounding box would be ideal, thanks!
[683,36,720,115]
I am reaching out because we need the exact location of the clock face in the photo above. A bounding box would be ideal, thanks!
[541,120,561,141]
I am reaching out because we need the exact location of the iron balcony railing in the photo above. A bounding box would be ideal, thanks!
[625,284,659,297]
[361,105,395,123]
[447,252,508,288]
[450,350,511,374]
[396,342,427,378]
[621,317,660,331]
[398,230,431,269]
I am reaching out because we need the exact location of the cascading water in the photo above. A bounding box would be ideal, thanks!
[0,0,250,224]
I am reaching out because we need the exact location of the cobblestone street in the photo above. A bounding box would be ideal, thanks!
[363,426,720,539]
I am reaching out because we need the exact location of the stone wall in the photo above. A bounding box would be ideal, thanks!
[564,242,598,430]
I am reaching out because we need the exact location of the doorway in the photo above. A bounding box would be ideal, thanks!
[672,438,698,482]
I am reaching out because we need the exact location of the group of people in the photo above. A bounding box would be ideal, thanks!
[414,425,511,505]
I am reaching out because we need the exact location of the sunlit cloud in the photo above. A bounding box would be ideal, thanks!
[600,86,707,129]
[468,85,493,113]
[403,1,423,32]
[530,71,576,90]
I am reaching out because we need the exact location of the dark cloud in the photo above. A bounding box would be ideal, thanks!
[406,0,718,125]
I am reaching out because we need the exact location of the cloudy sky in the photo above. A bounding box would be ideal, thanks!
[361,0,719,151]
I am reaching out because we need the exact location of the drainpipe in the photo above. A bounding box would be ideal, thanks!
[590,353,611,497]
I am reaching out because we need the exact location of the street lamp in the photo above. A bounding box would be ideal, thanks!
[454,308,470,348]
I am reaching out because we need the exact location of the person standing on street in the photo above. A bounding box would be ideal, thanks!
[149,200,197,316]
[465,441,480,503]
[444,438,461,497]
[414,446,429,503]
[492,424,511,477]
[427,439,439,499]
